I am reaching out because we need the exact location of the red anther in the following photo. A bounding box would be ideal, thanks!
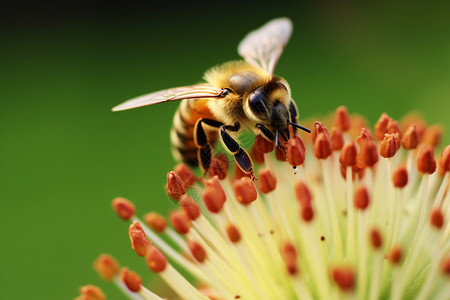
[208,153,229,180]
[313,121,330,143]
[417,145,436,174]
[250,142,265,164]
[76,285,106,300]
[169,210,192,235]
[392,165,408,188]
[258,168,277,194]
[144,212,167,233]
[287,135,306,166]
[354,185,370,210]
[179,194,201,221]
[356,128,374,144]
[331,267,355,291]
[295,181,312,206]
[423,125,443,148]
[314,132,332,159]
[276,146,287,162]
[331,127,344,151]
[202,176,226,213]
[129,222,151,257]
[334,106,350,132]
[120,267,142,293]
[166,171,186,201]
[340,164,365,181]
[401,125,418,150]
[301,204,314,222]
[282,242,298,275]
[356,140,379,168]
[375,113,390,141]
[187,240,207,263]
[226,223,241,243]
[255,134,275,154]
[442,255,450,275]
[233,177,257,205]
[388,245,403,264]
[173,163,197,186]
[439,145,450,172]
[430,207,444,229]
[380,133,400,158]
[146,245,168,273]
[112,197,135,220]
[387,119,402,138]
[93,254,119,281]
[340,141,357,167]
[370,228,383,249]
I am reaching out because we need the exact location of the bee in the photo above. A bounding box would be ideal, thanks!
[113,18,310,178]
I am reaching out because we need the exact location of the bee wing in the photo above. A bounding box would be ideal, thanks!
[112,83,223,111]
[238,18,292,75]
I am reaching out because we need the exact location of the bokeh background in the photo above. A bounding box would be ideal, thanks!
[1,1,449,299]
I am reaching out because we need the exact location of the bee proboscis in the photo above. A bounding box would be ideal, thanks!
[113,18,310,178]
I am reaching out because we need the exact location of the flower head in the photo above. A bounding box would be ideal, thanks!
[77,107,450,300]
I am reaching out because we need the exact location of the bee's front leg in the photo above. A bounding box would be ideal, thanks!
[220,123,254,178]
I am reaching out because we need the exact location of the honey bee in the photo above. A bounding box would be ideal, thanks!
[113,18,310,178]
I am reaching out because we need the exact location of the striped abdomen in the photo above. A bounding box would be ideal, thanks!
[170,98,218,166]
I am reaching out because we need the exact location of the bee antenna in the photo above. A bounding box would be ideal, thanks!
[289,122,311,133]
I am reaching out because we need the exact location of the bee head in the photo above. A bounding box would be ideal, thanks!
[246,79,291,129]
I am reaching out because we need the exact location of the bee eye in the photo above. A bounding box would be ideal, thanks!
[249,90,268,115]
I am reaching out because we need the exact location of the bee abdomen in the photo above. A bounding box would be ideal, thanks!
[170,99,216,167]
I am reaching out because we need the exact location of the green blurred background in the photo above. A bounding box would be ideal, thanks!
[1,1,449,299]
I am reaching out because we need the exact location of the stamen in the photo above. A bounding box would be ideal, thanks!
[144,212,167,233]
[370,228,383,249]
[401,125,419,150]
[313,121,330,143]
[93,254,119,281]
[439,145,450,172]
[330,127,344,151]
[254,134,274,154]
[314,132,332,159]
[423,125,443,148]
[339,140,357,167]
[112,197,135,220]
[388,245,403,264]
[232,177,257,205]
[392,165,408,188]
[129,221,151,256]
[354,185,370,210]
[120,267,142,293]
[375,113,390,141]
[357,128,374,144]
[75,285,106,300]
[417,145,437,174]
[331,266,355,291]
[169,210,192,235]
[281,242,298,275]
[173,162,197,186]
[380,133,400,158]
[387,119,402,138]
[179,194,201,221]
[257,168,277,194]
[202,176,226,213]
[208,153,229,180]
[166,171,186,201]
[356,140,379,169]
[334,106,350,132]
[146,245,168,273]
[225,223,241,243]
[287,134,305,166]
[430,207,444,229]
[187,240,207,263]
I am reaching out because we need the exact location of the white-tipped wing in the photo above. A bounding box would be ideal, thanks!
[238,18,292,74]
[112,84,223,111]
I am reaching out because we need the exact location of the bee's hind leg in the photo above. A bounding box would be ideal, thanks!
[220,123,254,179]
[194,118,223,172]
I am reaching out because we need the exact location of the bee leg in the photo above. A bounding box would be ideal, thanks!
[194,118,224,172]
[289,99,298,124]
[256,124,275,141]
[220,123,254,178]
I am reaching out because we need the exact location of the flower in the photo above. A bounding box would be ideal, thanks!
[76,106,450,300]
